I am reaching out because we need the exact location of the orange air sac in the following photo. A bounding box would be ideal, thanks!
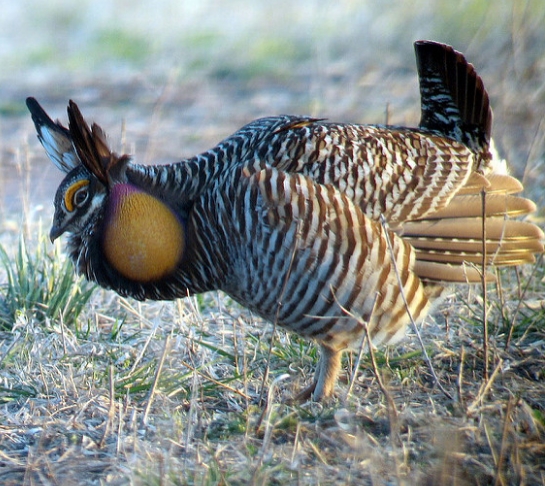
[102,184,184,282]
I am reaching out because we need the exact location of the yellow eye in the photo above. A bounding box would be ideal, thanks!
[65,180,90,212]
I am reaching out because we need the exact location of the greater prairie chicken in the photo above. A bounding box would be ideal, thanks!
[27,41,543,400]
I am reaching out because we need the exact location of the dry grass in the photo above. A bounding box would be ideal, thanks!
[1,1,545,484]
[1,269,545,485]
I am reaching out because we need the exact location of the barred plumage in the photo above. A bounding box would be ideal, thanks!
[27,40,543,400]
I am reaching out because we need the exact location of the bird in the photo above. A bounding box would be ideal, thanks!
[27,40,543,401]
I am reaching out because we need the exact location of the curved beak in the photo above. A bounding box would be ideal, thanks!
[49,224,64,243]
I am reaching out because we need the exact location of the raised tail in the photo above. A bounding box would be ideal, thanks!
[400,172,544,283]
[409,41,543,284]
[414,40,491,162]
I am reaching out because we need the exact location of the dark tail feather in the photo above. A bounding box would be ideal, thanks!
[414,40,492,156]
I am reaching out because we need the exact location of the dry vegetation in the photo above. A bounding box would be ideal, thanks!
[1,255,544,485]
[1,1,545,484]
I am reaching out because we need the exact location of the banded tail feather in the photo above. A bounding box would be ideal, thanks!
[403,171,543,284]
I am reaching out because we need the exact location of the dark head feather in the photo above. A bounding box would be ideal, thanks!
[67,100,129,186]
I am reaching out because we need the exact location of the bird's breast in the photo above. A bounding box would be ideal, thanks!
[102,184,185,282]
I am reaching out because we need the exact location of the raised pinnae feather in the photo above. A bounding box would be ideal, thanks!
[90,122,112,159]
[67,100,109,184]
[26,97,79,173]
[67,100,128,186]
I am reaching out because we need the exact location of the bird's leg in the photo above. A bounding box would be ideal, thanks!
[313,345,343,400]
[294,345,343,401]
